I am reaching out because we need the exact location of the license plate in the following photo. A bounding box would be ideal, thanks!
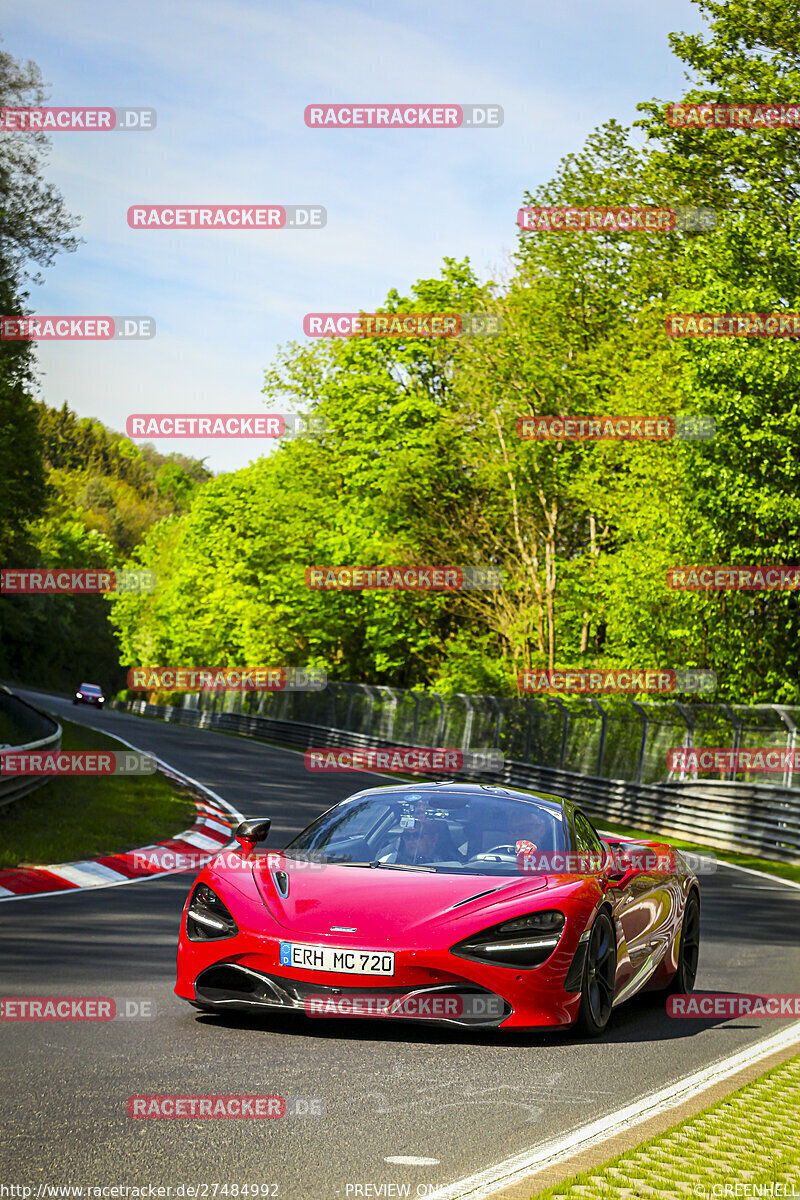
[279,942,395,976]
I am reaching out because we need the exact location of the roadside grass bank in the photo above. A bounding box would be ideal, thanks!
[0,716,196,868]
[531,1053,800,1199]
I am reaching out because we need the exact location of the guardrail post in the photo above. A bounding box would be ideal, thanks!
[629,700,648,784]
[456,693,474,753]
[344,685,356,731]
[720,703,742,783]
[523,699,535,762]
[411,693,421,745]
[431,693,445,746]
[546,697,569,770]
[485,695,502,749]
[673,702,695,780]
[363,685,378,737]
[378,687,398,741]
[774,705,796,789]
[590,699,608,777]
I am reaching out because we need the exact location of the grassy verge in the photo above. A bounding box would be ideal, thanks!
[532,1053,800,1199]
[0,716,197,868]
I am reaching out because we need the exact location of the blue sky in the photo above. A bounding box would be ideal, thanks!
[3,0,705,473]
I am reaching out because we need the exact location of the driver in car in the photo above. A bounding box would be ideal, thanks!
[474,804,554,870]
[380,800,464,865]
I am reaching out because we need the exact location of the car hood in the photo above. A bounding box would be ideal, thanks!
[251,853,551,939]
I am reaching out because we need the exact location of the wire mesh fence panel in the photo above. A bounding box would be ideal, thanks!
[164,679,800,803]
[392,692,421,744]
[729,703,793,784]
[465,695,503,749]
[561,700,603,775]
[439,695,472,751]
[496,697,529,760]
[672,703,737,780]
[600,703,646,780]
[415,693,445,746]
[522,699,567,767]
[639,702,690,785]
[370,687,400,741]
[338,684,374,735]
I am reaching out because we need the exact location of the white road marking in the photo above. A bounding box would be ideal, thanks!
[384,1157,441,1166]
[702,859,800,892]
[424,1021,800,1200]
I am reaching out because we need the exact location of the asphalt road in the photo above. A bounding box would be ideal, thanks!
[2,689,800,1199]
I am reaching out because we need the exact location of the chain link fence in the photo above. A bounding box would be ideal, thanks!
[176,684,800,788]
[113,684,800,860]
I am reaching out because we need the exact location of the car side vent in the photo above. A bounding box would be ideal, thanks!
[273,870,290,898]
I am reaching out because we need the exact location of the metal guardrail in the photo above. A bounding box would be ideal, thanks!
[0,688,62,808]
[114,697,800,863]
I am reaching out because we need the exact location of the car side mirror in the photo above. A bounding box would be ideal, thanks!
[235,818,271,857]
[603,841,654,887]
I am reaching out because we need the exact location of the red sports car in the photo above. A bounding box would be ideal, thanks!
[175,782,700,1036]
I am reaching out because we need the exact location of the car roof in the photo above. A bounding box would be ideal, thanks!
[345,780,565,815]
[80,683,101,689]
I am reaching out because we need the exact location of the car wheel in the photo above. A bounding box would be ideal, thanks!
[575,909,617,1037]
[665,889,700,996]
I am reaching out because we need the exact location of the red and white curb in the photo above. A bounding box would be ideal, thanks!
[0,736,244,903]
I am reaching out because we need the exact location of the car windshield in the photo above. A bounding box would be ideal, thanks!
[284,789,566,875]
[80,684,101,694]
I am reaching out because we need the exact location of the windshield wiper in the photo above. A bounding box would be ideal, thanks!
[371,861,437,872]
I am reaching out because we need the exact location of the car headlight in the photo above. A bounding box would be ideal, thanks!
[450,910,565,969]
[186,884,239,941]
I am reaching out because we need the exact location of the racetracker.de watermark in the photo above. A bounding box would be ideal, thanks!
[305,566,503,590]
[125,413,326,438]
[666,102,800,129]
[515,847,716,875]
[667,748,800,773]
[127,667,326,691]
[304,993,505,1019]
[127,1096,285,1119]
[0,997,155,1020]
[668,993,800,1017]
[1,106,156,130]
[517,414,716,441]
[303,313,502,337]
[0,751,156,776]
[1,317,155,340]
[519,668,717,694]
[667,566,800,590]
[517,205,717,233]
[304,747,504,773]
[304,103,502,128]
[127,205,326,229]
[132,849,327,873]
[0,569,156,594]
[666,313,800,337]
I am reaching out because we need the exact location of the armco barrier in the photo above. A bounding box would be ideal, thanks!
[0,687,62,807]
[113,697,800,863]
